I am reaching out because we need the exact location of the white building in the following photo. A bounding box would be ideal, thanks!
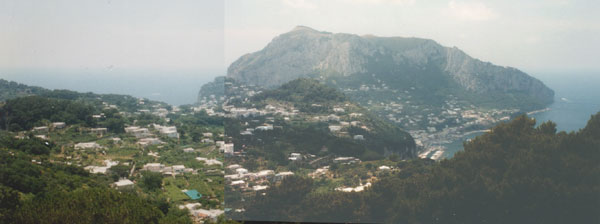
[274,171,294,182]
[222,143,234,155]
[52,122,66,129]
[328,125,342,132]
[137,138,164,147]
[33,126,49,132]
[143,163,164,172]
[289,153,302,161]
[235,168,248,175]
[196,157,223,166]
[353,135,365,140]
[75,142,103,150]
[113,179,134,190]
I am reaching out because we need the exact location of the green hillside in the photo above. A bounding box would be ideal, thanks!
[240,112,600,223]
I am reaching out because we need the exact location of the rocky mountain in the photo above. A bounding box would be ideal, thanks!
[227,26,554,111]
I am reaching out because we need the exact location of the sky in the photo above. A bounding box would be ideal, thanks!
[0,0,224,72]
[0,0,597,96]
[225,0,600,75]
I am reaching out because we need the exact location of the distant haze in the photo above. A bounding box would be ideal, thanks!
[0,0,224,105]
[0,0,224,71]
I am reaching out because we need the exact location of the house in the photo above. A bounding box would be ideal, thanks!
[183,147,195,153]
[256,170,275,179]
[75,142,103,150]
[172,165,186,175]
[288,153,302,161]
[230,180,245,187]
[196,157,223,166]
[184,189,202,200]
[255,125,273,131]
[125,127,151,138]
[201,138,214,144]
[378,165,391,171]
[328,114,340,122]
[143,163,164,172]
[274,171,294,181]
[227,164,241,171]
[157,125,179,138]
[222,143,234,155]
[84,160,119,174]
[52,122,66,129]
[235,168,248,175]
[113,179,134,190]
[333,157,361,164]
[33,126,49,133]
[353,135,364,140]
[349,113,363,118]
[225,174,243,180]
[328,125,342,132]
[193,209,225,222]
[137,138,164,147]
[202,132,213,137]
[90,128,108,135]
[333,107,345,113]
[253,185,269,191]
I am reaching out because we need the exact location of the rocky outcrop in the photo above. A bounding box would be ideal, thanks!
[227,26,554,108]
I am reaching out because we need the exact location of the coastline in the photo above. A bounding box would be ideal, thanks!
[527,107,551,115]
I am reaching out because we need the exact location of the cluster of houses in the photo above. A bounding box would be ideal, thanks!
[142,163,193,176]
[124,124,179,147]
[179,202,224,222]
[224,164,294,192]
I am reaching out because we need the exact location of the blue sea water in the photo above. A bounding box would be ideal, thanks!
[0,68,222,106]
[442,72,600,158]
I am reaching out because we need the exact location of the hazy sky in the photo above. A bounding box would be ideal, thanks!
[1,1,598,76]
[0,0,224,72]
[225,0,600,74]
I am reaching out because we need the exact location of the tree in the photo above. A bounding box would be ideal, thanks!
[140,171,163,192]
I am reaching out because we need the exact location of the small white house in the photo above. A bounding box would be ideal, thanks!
[74,142,103,150]
[328,125,342,132]
[52,122,66,129]
[289,153,302,161]
[235,168,248,175]
[33,126,49,133]
[274,171,294,181]
[378,165,391,171]
[113,179,134,190]
[143,163,164,172]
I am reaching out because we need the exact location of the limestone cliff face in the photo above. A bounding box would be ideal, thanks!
[443,47,554,105]
[227,26,554,108]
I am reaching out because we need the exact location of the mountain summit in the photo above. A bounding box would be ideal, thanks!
[227,26,554,110]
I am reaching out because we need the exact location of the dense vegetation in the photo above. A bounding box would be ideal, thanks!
[0,79,48,102]
[0,81,235,223]
[237,113,600,223]
[250,78,346,113]
[0,96,97,131]
[197,76,225,102]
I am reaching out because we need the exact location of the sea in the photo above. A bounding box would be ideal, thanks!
[441,72,600,158]
[0,68,222,106]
